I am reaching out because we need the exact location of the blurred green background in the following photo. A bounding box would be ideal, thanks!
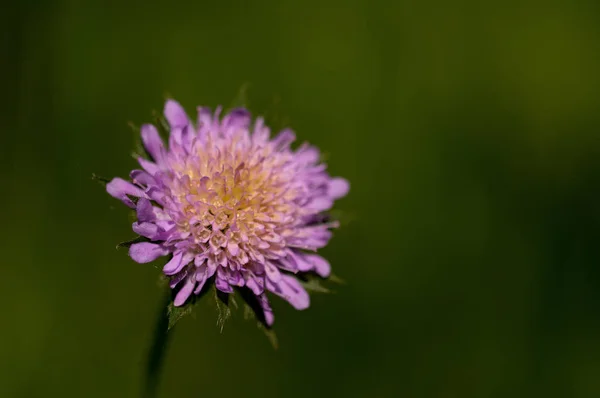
[3,0,600,397]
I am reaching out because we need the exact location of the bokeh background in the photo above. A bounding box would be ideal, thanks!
[3,1,600,397]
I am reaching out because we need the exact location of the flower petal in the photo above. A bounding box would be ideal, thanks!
[222,108,251,130]
[329,177,350,199]
[141,124,165,163]
[272,128,295,150]
[135,198,155,223]
[227,241,239,256]
[306,196,334,212]
[215,272,234,293]
[106,178,146,208]
[193,266,209,294]
[295,143,320,165]
[169,269,188,288]
[257,294,274,326]
[132,222,159,239]
[146,186,166,205]
[174,277,196,306]
[138,158,160,175]
[169,127,183,152]
[251,117,270,144]
[197,106,213,127]
[162,251,195,276]
[267,275,310,310]
[245,274,264,295]
[130,170,156,187]
[290,252,313,272]
[264,261,282,283]
[129,242,168,263]
[305,254,331,277]
[180,125,195,153]
[164,99,188,128]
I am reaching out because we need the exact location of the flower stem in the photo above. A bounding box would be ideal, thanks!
[142,291,172,398]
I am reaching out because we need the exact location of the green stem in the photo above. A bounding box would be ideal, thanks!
[142,292,172,398]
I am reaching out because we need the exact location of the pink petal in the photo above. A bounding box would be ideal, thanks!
[193,267,209,294]
[130,170,156,186]
[164,99,189,128]
[245,274,264,295]
[329,177,350,199]
[106,178,146,208]
[162,252,183,275]
[306,254,331,277]
[221,108,251,130]
[169,269,188,289]
[135,198,155,223]
[138,158,160,175]
[132,222,159,239]
[264,261,282,283]
[227,241,239,256]
[174,277,196,306]
[272,128,295,150]
[197,106,213,128]
[129,242,168,263]
[215,271,234,293]
[267,275,310,310]
[140,124,165,163]
[257,294,274,326]
[307,196,334,212]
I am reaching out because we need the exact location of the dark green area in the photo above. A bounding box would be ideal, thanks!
[2,1,600,397]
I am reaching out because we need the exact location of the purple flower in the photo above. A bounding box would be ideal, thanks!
[107,100,349,326]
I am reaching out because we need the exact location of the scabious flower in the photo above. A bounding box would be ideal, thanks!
[107,100,349,326]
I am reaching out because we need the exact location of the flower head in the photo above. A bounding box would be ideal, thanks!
[107,100,349,326]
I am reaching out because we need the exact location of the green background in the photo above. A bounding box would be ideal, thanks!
[3,1,600,397]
